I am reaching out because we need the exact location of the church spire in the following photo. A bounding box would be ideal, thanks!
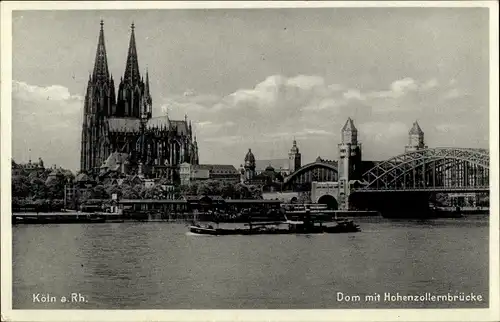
[145,68,150,95]
[123,22,141,85]
[92,19,109,83]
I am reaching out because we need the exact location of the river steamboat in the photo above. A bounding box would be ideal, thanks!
[188,212,360,236]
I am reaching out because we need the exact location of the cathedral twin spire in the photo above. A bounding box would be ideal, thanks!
[82,20,197,173]
[89,20,151,118]
[123,22,141,86]
[90,20,147,87]
[92,20,110,84]
[94,20,141,86]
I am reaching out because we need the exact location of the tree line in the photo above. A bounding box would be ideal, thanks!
[12,167,264,212]
[12,167,73,211]
[77,180,263,202]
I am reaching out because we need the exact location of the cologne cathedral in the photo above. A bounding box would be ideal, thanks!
[80,21,199,181]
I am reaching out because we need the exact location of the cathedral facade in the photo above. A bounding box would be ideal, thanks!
[80,21,198,181]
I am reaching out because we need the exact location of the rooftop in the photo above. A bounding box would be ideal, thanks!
[101,152,130,171]
[193,164,238,174]
[170,120,188,135]
[107,117,141,132]
[107,116,189,136]
[146,116,170,129]
[255,159,289,171]
[118,198,282,204]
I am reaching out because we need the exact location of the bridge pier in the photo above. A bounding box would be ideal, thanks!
[349,191,431,218]
[448,193,477,207]
[310,181,359,211]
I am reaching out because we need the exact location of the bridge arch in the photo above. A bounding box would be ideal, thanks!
[317,194,339,210]
[360,148,489,191]
[283,161,338,189]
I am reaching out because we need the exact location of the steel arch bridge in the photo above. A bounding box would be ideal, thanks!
[357,148,489,192]
[283,160,338,188]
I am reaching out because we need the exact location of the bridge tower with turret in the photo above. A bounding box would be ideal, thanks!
[337,118,362,210]
[405,121,427,153]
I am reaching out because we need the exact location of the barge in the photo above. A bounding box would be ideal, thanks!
[188,214,360,236]
[13,213,107,224]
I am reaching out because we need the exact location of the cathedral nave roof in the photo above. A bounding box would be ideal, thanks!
[107,117,141,132]
[147,116,170,130]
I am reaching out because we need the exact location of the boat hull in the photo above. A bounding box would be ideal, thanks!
[188,223,360,236]
[13,215,106,225]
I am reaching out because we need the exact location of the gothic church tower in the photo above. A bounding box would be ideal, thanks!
[80,20,116,172]
[80,21,198,180]
[115,23,152,119]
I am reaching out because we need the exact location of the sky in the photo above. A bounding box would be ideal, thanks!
[11,7,490,171]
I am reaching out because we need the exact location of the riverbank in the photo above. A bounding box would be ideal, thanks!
[333,210,380,217]
[12,212,197,224]
[12,208,489,225]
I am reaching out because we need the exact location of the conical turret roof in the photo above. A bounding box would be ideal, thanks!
[342,117,357,132]
[409,121,424,135]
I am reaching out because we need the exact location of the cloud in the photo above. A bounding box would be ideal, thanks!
[159,98,208,115]
[365,77,422,100]
[11,74,487,170]
[303,98,346,112]
[361,121,408,137]
[299,129,334,136]
[12,81,84,170]
[286,75,326,89]
[435,123,467,134]
[390,77,418,95]
[343,89,365,101]
[183,89,196,97]
[13,81,83,102]
[197,121,213,127]
[442,88,462,100]
[161,74,486,164]
[204,135,246,145]
[421,78,439,91]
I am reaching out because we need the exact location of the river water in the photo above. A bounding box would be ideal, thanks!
[12,215,489,309]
